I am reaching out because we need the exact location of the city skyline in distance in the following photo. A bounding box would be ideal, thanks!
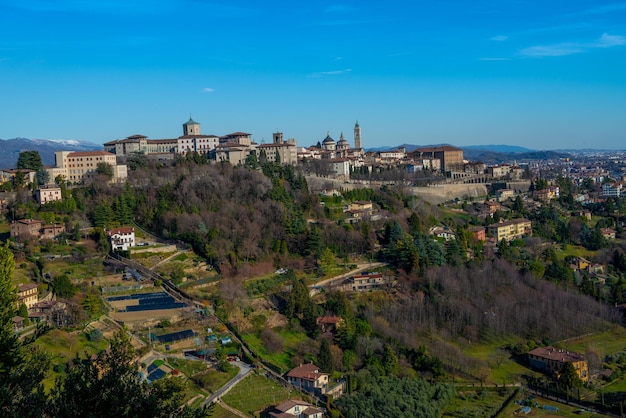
[1,1,625,150]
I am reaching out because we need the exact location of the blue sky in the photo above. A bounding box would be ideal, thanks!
[1,0,625,150]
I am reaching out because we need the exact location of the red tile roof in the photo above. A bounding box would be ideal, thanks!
[106,227,135,236]
[528,346,585,363]
[18,283,38,292]
[14,219,42,225]
[257,143,295,148]
[286,363,327,381]
[67,151,115,157]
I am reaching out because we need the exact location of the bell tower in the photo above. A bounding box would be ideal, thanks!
[183,116,200,136]
[354,120,362,149]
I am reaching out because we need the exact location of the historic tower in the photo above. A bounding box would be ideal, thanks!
[354,120,362,149]
[183,117,200,136]
[273,132,284,143]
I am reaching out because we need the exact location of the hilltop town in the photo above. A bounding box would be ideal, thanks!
[1,118,626,417]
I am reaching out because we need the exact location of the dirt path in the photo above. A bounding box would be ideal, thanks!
[152,250,185,269]
[216,399,248,417]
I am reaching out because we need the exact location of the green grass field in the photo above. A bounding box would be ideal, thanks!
[221,373,304,417]
[43,257,107,282]
[167,358,212,377]
[462,337,538,384]
[604,378,626,392]
[186,363,239,394]
[560,325,626,357]
[558,245,597,261]
[242,330,309,373]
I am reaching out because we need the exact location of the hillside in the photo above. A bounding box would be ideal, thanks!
[5,158,626,416]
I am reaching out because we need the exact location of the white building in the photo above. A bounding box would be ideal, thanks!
[36,187,62,204]
[106,227,136,251]
[328,158,350,178]
[602,182,623,197]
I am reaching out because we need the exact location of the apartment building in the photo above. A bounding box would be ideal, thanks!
[487,219,532,241]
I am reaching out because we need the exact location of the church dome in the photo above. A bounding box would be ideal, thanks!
[322,134,335,144]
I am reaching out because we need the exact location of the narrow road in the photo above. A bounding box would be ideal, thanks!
[152,250,186,269]
[311,262,387,290]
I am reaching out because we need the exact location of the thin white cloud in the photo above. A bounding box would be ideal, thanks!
[308,69,352,77]
[320,69,352,75]
[596,33,626,47]
[202,87,215,93]
[520,33,626,57]
[520,44,584,57]
[490,35,508,42]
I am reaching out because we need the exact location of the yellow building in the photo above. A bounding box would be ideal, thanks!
[18,283,39,309]
[528,346,589,382]
[50,151,127,184]
[487,218,532,241]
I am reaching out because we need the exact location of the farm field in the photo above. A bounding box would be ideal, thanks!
[221,373,305,417]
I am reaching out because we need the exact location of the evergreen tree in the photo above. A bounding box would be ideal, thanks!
[560,362,583,390]
[12,170,26,189]
[512,196,524,214]
[319,247,337,275]
[36,168,50,186]
[304,225,323,258]
[52,274,76,298]
[244,152,259,169]
[382,344,399,376]
[0,245,20,374]
[408,212,422,237]
[318,338,334,373]
[16,151,43,171]
[0,245,50,416]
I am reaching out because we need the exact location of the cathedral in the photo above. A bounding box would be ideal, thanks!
[320,121,364,159]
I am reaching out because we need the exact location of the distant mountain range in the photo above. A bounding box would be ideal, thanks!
[0,138,101,169]
[368,143,533,153]
[367,143,572,164]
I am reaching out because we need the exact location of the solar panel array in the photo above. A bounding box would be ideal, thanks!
[156,329,195,343]
[108,292,185,312]
[147,368,167,382]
